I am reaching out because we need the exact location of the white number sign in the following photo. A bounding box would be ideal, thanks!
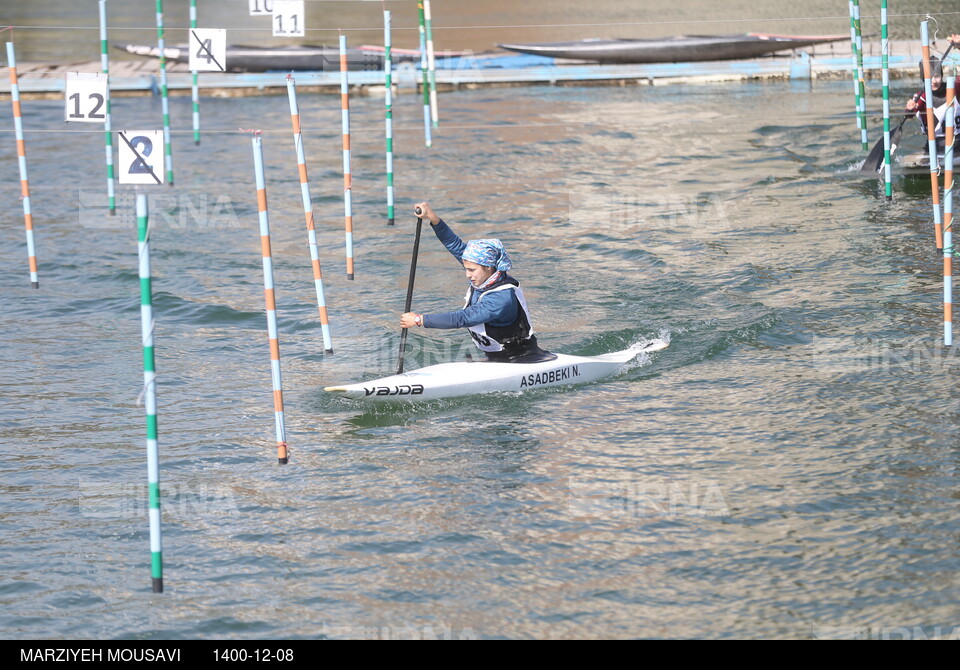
[118,130,164,185]
[188,29,227,72]
[249,0,274,16]
[64,73,107,124]
[272,1,304,37]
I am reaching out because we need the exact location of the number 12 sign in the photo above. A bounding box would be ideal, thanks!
[118,130,164,185]
[64,73,107,124]
[272,1,305,37]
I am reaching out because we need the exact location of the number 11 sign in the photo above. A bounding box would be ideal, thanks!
[272,1,305,37]
[64,73,107,124]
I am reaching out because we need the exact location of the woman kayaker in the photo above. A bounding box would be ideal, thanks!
[400,202,551,362]
[905,34,960,145]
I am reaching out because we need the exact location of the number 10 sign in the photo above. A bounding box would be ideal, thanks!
[118,130,165,185]
[64,73,107,124]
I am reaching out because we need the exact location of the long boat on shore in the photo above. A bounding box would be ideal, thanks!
[497,33,849,64]
[116,43,423,72]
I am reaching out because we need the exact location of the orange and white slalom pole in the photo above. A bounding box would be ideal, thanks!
[339,33,354,280]
[921,21,943,249]
[251,133,289,465]
[943,68,955,346]
[6,42,38,288]
[286,75,334,353]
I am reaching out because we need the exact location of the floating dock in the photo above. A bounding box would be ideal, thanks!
[0,40,936,99]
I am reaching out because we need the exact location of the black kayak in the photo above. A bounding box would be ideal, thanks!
[497,33,849,64]
[117,43,421,72]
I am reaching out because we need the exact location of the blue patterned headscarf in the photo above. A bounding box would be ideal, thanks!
[462,239,512,272]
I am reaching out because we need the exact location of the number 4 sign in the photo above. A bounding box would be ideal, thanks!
[272,1,305,37]
[118,130,164,185]
[188,29,227,72]
[64,73,107,124]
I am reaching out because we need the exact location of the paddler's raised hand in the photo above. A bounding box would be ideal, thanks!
[400,312,423,329]
[950,34,960,46]
[414,202,440,226]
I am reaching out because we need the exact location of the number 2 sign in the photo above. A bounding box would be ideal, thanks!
[272,1,305,37]
[64,73,107,124]
[118,130,164,185]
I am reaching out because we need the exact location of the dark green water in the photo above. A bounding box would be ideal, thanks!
[2,1,960,643]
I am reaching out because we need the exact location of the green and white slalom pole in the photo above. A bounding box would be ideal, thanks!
[417,0,432,148]
[99,0,115,214]
[849,1,868,149]
[189,0,200,146]
[136,192,164,593]
[384,9,395,226]
[424,0,438,127]
[848,1,862,138]
[156,0,174,184]
[881,0,892,199]
[854,1,867,149]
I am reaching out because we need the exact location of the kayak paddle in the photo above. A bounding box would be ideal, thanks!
[396,207,424,375]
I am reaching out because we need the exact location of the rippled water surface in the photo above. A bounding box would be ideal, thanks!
[2,2,960,641]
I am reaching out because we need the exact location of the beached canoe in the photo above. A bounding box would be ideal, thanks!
[116,43,421,72]
[497,33,849,64]
[325,339,669,402]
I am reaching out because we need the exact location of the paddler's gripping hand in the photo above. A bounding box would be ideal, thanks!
[414,202,440,226]
[401,312,424,329]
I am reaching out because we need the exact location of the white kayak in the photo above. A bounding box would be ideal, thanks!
[325,339,669,402]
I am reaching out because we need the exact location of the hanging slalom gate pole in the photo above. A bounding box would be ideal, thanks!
[417,1,432,148]
[6,42,38,289]
[99,1,116,215]
[943,66,955,346]
[156,0,174,184]
[384,9,395,226]
[852,1,868,150]
[339,33,355,280]
[424,0,438,127]
[848,1,863,139]
[881,0,893,199]
[286,76,334,353]
[136,192,164,593]
[251,134,290,465]
[921,21,944,249]
[189,0,200,146]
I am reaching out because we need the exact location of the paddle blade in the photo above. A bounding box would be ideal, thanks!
[860,117,908,176]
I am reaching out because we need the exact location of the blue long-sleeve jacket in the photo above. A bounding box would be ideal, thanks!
[422,220,520,330]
